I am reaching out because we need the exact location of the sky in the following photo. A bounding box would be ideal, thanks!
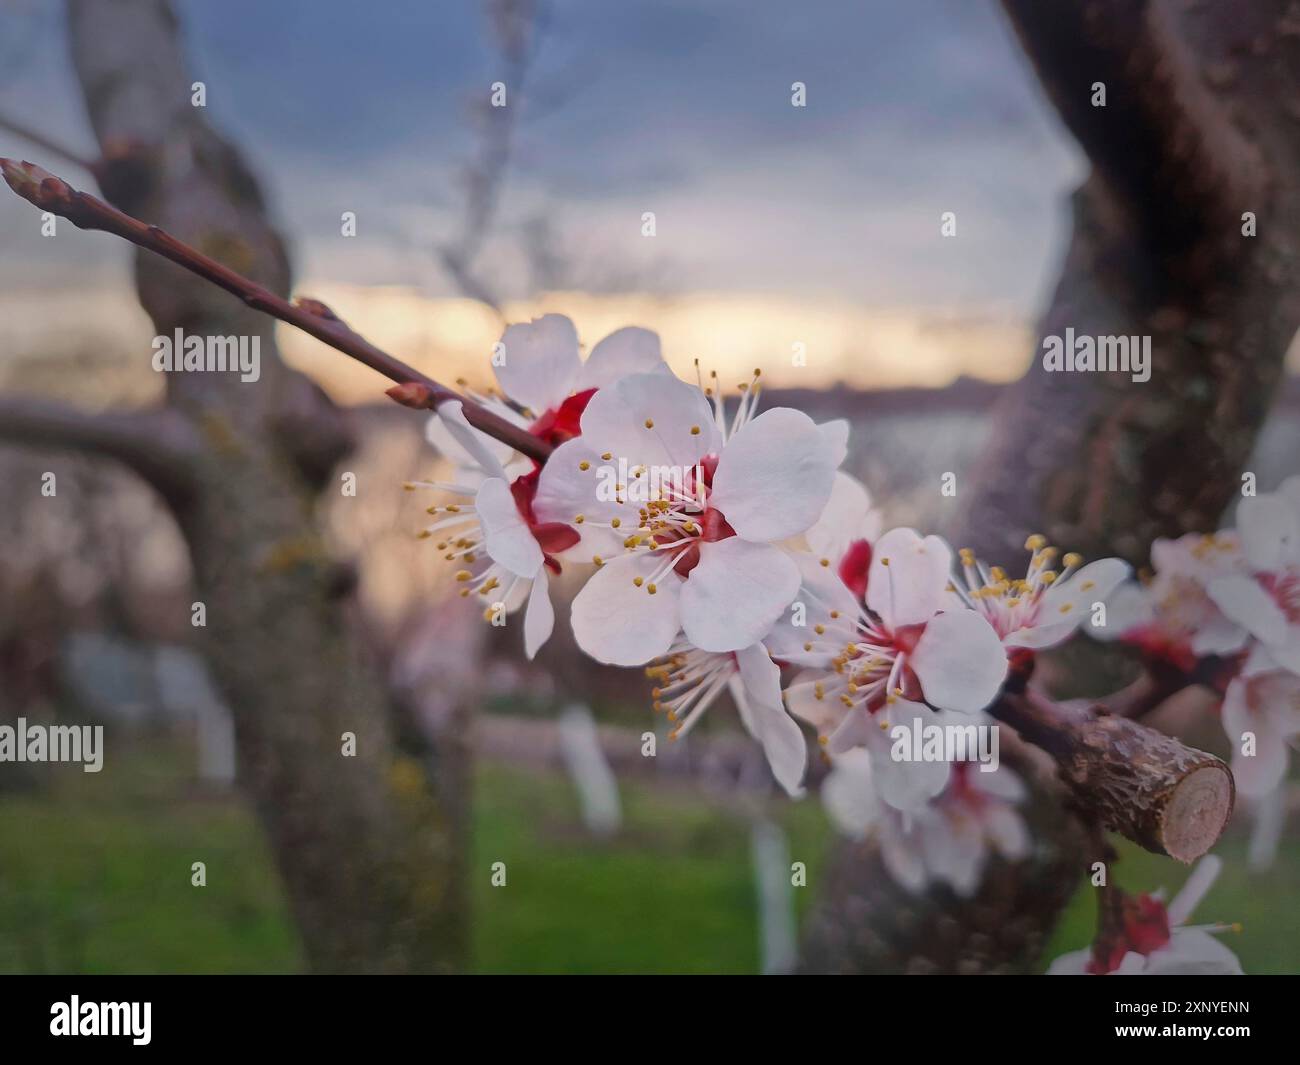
[0,0,1088,397]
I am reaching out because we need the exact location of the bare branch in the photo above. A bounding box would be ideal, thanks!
[0,159,553,464]
[0,394,200,504]
[0,112,98,173]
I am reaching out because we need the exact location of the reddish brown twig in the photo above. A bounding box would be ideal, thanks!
[0,158,552,464]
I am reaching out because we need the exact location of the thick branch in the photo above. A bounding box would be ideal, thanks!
[0,395,199,504]
[0,159,552,464]
[1002,0,1264,287]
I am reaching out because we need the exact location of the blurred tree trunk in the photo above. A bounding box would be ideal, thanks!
[802,0,1300,973]
[63,0,469,972]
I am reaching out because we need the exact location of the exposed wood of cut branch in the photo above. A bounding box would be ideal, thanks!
[993,689,1233,863]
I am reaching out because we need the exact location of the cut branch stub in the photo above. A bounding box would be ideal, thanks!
[1060,712,1233,864]
[990,690,1234,863]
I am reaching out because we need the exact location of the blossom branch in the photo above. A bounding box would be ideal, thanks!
[0,395,201,504]
[0,158,553,464]
[992,687,1233,863]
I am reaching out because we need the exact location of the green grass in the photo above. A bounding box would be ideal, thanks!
[0,735,1293,973]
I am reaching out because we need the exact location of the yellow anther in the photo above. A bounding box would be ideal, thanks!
[644,418,655,429]
[579,460,591,471]
[1058,602,1074,614]
[1025,534,1047,551]
[455,570,472,582]
[690,425,701,435]
[647,583,657,595]
[1040,571,1058,585]
[633,577,644,587]
[1063,552,1083,568]
[820,558,830,568]
[602,452,612,461]
[611,517,622,529]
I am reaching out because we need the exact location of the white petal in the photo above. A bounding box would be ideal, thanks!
[495,314,581,414]
[984,804,1031,860]
[910,610,1008,713]
[818,419,850,468]
[1090,582,1154,642]
[425,409,516,475]
[523,569,554,660]
[807,472,877,563]
[709,407,837,542]
[866,528,954,628]
[580,371,720,469]
[821,750,880,837]
[1237,492,1300,572]
[1046,948,1094,975]
[878,816,930,894]
[1167,855,1222,927]
[1207,575,1289,644]
[783,674,848,737]
[532,437,624,548]
[570,552,682,666]
[433,400,508,481]
[679,539,801,653]
[872,741,950,813]
[733,644,807,796]
[1007,558,1131,648]
[1145,930,1242,975]
[475,477,543,577]
[578,326,666,391]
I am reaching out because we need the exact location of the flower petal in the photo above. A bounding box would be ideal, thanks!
[580,371,721,470]
[733,644,807,796]
[432,400,508,481]
[867,528,954,628]
[709,407,837,542]
[818,419,850,468]
[578,326,667,391]
[679,539,801,652]
[1208,574,1289,645]
[495,314,581,414]
[807,471,879,563]
[570,552,682,665]
[476,477,543,577]
[910,610,1007,713]
[874,711,951,812]
[532,437,625,557]
[1006,558,1131,649]
[1238,491,1300,572]
[523,568,554,660]
[822,750,880,837]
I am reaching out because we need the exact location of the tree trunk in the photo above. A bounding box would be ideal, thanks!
[64,0,468,972]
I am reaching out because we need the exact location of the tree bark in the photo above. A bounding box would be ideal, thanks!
[801,0,1300,973]
[60,0,469,971]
